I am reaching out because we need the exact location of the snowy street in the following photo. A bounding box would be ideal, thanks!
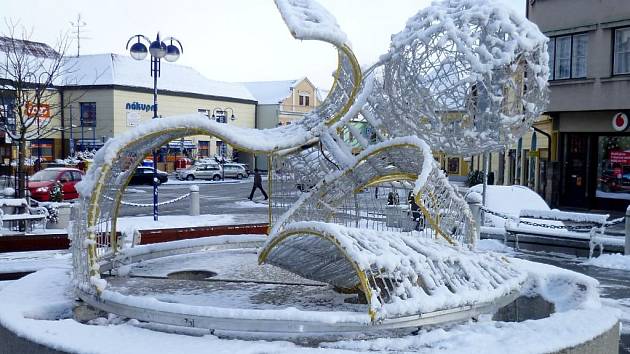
[117,176,269,223]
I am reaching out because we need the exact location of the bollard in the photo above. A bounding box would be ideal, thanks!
[189,185,200,216]
[465,191,483,243]
[626,205,630,256]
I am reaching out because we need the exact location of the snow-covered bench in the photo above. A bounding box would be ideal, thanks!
[0,199,48,232]
[504,209,619,258]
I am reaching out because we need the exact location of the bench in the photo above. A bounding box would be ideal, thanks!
[0,199,48,232]
[504,209,620,258]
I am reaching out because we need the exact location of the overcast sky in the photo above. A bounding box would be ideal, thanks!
[1,0,525,90]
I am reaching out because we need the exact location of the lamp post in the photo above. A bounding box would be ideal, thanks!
[69,105,75,157]
[36,117,41,171]
[211,107,236,180]
[126,33,183,221]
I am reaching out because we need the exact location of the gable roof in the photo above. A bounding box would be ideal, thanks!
[241,78,310,105]
[62,54,256,101]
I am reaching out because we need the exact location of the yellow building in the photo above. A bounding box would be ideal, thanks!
[58,54,257,170]
[242,77,322,169]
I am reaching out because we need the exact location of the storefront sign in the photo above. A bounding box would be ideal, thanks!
[612,112,628,131]
[25,102,50,119]
[610,150,630,164]
[125,102,155,112]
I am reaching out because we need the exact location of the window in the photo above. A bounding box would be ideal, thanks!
[548,33,589,80]
[614,27,630,74]
[71,171,82,181]
[547,38,555,80]
[30,139,54,161]
[572,34,588,78]
[198,141,209,157]
[80,102,96,127]
[299,93,310,106]
[555,36,571,79]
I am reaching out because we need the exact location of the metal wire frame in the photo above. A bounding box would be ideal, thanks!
[266,140,475,246]
[73,27,365,294]
[259,222,524,322]
[363,3,549,156]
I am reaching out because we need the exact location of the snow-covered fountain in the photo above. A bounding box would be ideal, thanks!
[0,0,620,352]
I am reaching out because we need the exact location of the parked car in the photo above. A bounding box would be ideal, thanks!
[177,164,222,181]
[234,163,252,176]
[129,166,169,185]
[222,163,249,179]
[28,167,84,201]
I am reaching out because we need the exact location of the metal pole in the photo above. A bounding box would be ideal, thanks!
[625,205,630,255]
[69,106,74,157]
[37,118,41,171]
[81,119,84,153]
[481,152,489,226]
[152,55,159,221]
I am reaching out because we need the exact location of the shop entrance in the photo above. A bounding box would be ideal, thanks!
[562,134,589,208]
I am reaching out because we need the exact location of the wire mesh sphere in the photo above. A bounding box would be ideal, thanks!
[376,0,549,155]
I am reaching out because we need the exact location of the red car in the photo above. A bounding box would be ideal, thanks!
[28,167,84,201]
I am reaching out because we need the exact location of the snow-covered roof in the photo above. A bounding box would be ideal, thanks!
[62,54,256,102]
[240,79,301,105]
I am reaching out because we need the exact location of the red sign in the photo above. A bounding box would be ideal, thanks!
[25,102,51,119]
[610,150,630,164]
[612,112,628,131]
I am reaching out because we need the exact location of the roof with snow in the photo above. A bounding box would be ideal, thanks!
[240,79,302,105]
[0,36,59,58]
[62,54,256,102]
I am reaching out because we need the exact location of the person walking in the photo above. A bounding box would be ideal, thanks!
[249,168,268,200]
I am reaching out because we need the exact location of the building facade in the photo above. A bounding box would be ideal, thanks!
[58,54,257,171]
[527,0,630,210]
[243,78,322,169]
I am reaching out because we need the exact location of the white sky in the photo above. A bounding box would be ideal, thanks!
[0,0,525,90]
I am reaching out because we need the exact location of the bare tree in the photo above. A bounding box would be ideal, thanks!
[0,21,76,199]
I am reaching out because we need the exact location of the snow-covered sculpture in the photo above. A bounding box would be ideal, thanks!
[70,0,548,332]
[369,0,549,154]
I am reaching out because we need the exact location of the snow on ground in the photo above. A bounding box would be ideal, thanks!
[0,250,70,273]
[125,188,147,194]
[583,254,630,271]
[0,259,619,354]
[116,214,237,233]
[467,185,552,228]
[475,239,514,254]
[0,281,12,291]
[232,200,268,208]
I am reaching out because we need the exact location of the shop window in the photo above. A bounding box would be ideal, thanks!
[216,141,227,158]
[447,157,460,175]
[596,136,630,200]
[30,139,54,162]
[199,141,209,157]
[548,33,589,80]
[80,102,96,127]
[614,27,630,75]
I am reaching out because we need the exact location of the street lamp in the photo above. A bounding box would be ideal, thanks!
[126,33,183,221]
[210,108,236,180]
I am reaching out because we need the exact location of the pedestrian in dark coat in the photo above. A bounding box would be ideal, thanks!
[249,168,268,200]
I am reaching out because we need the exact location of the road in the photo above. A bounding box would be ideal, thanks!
[118,176,269,224]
